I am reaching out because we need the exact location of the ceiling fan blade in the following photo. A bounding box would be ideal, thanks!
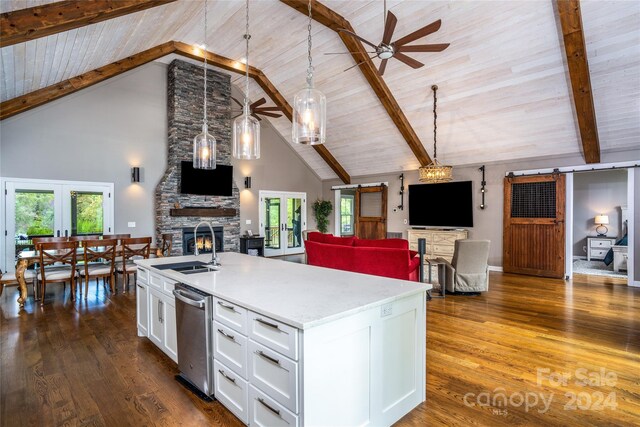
[343,54,378,72]
[250,97,266,109]
[250,113,262,122]
[393,52,424,69]
[256,111,283,118]
[378,58,388,76]
[382,11,398,45]
[394,19,442,46]
[338,29,378,49]
[324,51,377,55]
[254,106,281,112]
[231,96,243,108]
[397,43,450,53]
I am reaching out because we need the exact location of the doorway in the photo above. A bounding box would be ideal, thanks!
[2,178,114,272]
[259,191,307,257]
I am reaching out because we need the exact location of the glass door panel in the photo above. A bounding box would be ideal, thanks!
[286,197,303,251]
[264,197,281,256]
[71,191,104,235]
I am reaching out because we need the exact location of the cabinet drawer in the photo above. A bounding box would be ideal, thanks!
[590,239,613,248]
[590,249,608,259]
[214,297,248,334]
[213,321,248,379]
[249,312,298,360]
[163,277,176,295]
[247,240,264,249]
[249,385,298,427]
[149,272,163,290]
[137,268,149,285]
[408,234,431,244]
[433,244,455,255]
[248,341,298,414]
[214,360,249,424]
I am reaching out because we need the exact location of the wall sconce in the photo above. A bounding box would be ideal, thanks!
[131,167,140,183]
[479,165,486,209]
[244,176,252,189]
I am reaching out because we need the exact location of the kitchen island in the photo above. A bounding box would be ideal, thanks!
[135,253,430,426]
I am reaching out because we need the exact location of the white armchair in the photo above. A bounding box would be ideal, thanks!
[437,240,490,293]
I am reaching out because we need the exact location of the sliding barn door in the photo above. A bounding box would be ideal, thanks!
[355,185,387,240]
[503,174,565,278]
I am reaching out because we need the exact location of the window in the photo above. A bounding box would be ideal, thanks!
[340,195,355,236]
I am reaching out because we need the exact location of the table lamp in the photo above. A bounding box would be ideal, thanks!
[595,214,609,236]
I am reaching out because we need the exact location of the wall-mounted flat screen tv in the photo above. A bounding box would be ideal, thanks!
[180,161,233,196]
[408,181,473,227]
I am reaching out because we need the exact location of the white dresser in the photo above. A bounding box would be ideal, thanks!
[407,228,469,262]
[586,237,616,261]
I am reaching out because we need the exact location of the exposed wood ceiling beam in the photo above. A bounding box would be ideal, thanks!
[0,0,176,48]
[281,0,432,166]
[0,41,351,184]
[173,42,351,183]
[556,0,600,164]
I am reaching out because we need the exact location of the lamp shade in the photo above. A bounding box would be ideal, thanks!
[193,123,216,169]
[595,215,609,225]
[233,113,260,159]
[292,86,326,145]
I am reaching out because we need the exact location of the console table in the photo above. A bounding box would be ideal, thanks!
[240,236,265,257]
[407,228,468,263]
[586,236,616,261]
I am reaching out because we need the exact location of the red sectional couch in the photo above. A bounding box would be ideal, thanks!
[305,232,421,281]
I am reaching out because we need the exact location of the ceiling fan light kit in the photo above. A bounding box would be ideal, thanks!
[419,85,453,183]
[233,0,260,160]
[292,0,327,145]
[193,0,216,170]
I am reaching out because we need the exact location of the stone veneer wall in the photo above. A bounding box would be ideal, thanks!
[155,59,240,254]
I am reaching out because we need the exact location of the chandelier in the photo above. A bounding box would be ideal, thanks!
[419,85,452,183]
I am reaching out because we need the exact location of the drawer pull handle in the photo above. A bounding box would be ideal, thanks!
[257,398,283,419]
[217,328,235,342]
[256,350,280,365]
[217,301,236,312]
[218,369,236,384]
[256,318,279,330]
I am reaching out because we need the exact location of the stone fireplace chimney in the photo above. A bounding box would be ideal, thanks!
[155,59,240,255]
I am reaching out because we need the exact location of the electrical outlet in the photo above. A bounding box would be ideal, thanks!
[583,245,587,253]
[246,219,252,225]
[128,222,136,228]
[403,219,408,225]
[381,303,393,317]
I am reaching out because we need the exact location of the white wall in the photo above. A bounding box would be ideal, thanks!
[0,62,322,241]
[572,170,627,258]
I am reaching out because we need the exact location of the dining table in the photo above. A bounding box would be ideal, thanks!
[13,244,157,308]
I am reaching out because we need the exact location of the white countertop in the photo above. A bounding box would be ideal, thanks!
[136,253,430,330]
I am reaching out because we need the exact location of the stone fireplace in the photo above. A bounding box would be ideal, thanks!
[155,60,240,255]
[182,226,224,255]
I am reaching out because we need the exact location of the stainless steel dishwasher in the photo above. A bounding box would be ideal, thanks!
[173,283,214,398]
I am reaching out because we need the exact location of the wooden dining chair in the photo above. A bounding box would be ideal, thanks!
[155,233,173,257]
[36,241,78,306]
[69,235,100,242]
[101,234,131,244]
[117,237,151,292]
[0,269,37,299]
[79,239,117,297]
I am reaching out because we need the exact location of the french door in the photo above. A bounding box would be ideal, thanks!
[259,191,306,257]
[2,179,114,272]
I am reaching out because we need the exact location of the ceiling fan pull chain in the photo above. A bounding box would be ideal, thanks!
[306,0,314,86]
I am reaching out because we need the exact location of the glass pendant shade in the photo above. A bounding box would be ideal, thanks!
[233,112,260,159]
[193,123,216,169]
[292,86,326,145]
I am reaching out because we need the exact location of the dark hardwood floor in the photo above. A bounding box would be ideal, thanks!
[1,272,638,426]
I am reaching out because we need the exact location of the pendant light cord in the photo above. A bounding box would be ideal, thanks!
[306,0,314,86]
[203,0,208,126]
[432,85,438,160]
[244,0,250,113]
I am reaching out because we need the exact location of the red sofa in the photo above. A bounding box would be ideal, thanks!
[305,232,421,281]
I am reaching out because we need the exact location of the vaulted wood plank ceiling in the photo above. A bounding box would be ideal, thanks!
[1,0,638,180]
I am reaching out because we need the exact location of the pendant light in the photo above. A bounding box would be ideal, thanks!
[193,0,216,169]
[292,0,326,145]
[419,85,452,183]
[233,0,260,160]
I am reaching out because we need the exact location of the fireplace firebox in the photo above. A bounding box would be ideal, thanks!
[182,226,224,255]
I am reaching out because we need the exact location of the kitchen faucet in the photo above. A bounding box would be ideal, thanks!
[193,221,220,266]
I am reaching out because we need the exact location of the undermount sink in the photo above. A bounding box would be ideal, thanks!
[150,261,218,274]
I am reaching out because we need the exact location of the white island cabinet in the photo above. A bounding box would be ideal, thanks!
[136,253,430,427]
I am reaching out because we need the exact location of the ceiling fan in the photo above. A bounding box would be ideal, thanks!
[231,97,282,121]
[330,3,450,75]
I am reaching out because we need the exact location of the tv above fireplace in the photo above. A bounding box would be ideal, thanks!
[180,161,233,196]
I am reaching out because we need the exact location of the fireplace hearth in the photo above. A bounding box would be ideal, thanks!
[182,226,224,255]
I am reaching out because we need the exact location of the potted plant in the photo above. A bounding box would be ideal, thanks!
[312,199,332,234]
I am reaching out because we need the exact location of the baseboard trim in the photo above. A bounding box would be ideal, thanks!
[488,265,503,272]
[632,280,640,288]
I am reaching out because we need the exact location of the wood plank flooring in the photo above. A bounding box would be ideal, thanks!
[1,272,638,426]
